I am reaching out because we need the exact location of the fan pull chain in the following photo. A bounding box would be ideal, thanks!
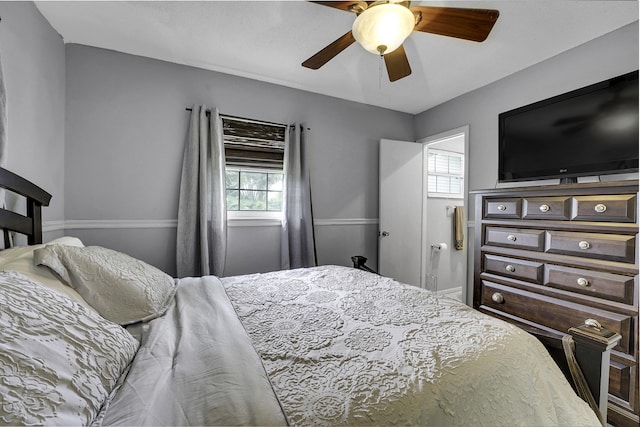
[378,54,383,89]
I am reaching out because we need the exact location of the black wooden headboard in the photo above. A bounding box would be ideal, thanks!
[0,167,51,246]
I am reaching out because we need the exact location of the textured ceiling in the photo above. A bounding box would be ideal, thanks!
[35,1,639,114]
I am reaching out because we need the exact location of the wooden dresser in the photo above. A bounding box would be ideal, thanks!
[472,180,639,427]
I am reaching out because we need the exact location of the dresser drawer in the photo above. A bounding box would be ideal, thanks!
[544,264,636,304]
[480,281,633,354]
[485,227,545,251]
[609,360,635,408]
[574,194,637,223]
[484,198,522,219]
[523,196,572,220]
[484,254,544,284]
[546,230,636,263]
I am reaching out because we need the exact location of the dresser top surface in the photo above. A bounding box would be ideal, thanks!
[471,180,639,197]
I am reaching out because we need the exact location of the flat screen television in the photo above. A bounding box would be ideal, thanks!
[498,70,639,183]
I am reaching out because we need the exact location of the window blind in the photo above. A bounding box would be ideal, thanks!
[427,149,464,196]
[222,117,285,169]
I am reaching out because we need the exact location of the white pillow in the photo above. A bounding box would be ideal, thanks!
[0,236,92,309]
[0,270,139,425]
[34,245,177,325]
[0,236,84,265]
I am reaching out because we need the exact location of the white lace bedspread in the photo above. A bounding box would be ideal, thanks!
[221,265,600,426]
[102,265,600,426]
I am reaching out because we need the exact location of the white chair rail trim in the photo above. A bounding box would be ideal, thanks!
[44,218,384,232]
[44,219,475,232]
[314,218,379,226]
[59,220,178,230]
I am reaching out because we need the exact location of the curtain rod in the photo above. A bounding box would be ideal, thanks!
[185,107,287,129]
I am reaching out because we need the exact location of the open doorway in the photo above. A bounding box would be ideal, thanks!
[418,126,468,303]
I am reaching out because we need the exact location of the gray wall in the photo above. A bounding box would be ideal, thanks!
[0,2,65,236]
[413,21,639,302]
[64,44,415,276]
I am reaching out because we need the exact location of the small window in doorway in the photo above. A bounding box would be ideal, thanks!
[427,149,464,198]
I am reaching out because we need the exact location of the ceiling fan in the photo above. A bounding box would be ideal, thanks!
[302,1,499,82]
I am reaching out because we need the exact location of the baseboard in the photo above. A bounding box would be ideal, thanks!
[437,286,463,301]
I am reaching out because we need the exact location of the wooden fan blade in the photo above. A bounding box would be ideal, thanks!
[384,45,412,82]
[302,30,356,70]
[411,6,499,42]
[310,1,368,13]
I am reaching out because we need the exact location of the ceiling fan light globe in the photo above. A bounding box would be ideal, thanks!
[352,3,415,55]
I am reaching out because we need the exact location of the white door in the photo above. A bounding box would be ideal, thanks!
[378,139,424,287]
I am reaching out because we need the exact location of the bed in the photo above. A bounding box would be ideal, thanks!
[0,167,613,426]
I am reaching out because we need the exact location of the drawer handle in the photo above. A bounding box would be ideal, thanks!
[497,204,507,211]
[594,203,607,213]
[491,292,504,304]
[576,277,590,287]
[507,234,517,242]
[578,240,591,250]
[505,265,516,273]
[584,318,602,330]
[539,204,550,212]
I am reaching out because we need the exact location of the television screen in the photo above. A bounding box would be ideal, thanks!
[499,70,639,183]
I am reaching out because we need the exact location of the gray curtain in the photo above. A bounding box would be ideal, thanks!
[0,51,9,247]
[281,124,316,269]
[176,105,227,277]
[0,51,7,169]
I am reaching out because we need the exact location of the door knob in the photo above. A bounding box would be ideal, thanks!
[380,231,390,237]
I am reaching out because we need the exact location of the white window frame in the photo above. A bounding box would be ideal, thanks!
[426,149,464,199]
[225,166,284,221]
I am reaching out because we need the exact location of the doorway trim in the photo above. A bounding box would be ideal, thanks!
[417,125,470,303]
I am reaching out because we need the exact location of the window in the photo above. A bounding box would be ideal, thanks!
[427,149,464,198]
[225,168,283,212]
[222,116,286,217]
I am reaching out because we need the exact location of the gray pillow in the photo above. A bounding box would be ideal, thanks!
[34,245,176,325]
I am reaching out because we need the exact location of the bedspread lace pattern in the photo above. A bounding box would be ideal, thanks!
[0,271,139,426]
[222,265,599,426]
